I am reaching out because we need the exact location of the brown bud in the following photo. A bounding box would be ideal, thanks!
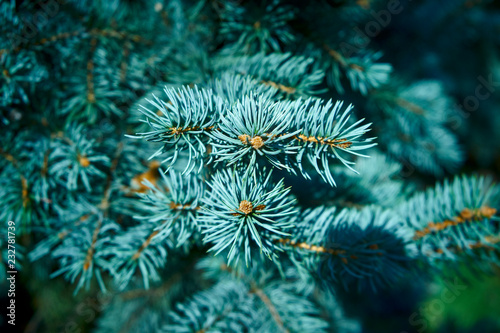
[79,155,90,168]
[250,136,264,149]
[239,200,253,215]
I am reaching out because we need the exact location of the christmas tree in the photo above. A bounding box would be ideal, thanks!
[1,0,500,332]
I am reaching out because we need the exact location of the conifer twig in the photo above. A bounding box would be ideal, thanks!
[83,143,124,271]
[250,284,290,333]
[414,206,497,240]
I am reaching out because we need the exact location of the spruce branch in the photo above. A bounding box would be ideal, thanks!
[287,206,412,291]
[323,44,392,95]
[401,175,500,269]
[215,53,326,98]
[135,170,204,247]
[200,168,297,265]
[194,256,329,333]
[413,206,497,240]
[132,85,223,174]
[4,1,498,331]
[135,83,375,186]
[219,0,296,54]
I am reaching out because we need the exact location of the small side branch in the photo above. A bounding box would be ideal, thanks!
[278,239,383,264]
[0,148,30,207]
[238,133,353,149]
[323,44,365,71]
[395,97,426,115]
[83,217,103,271]
[261,80,297,94]
[219,264,289,332]
[414,206,498,240]
[83,144,123,271]
[431,234,500,255]
[168,125,215,135]
[86,38,97,103]
[293,134,353,149]
[131,230,160,260]
[41,149,51,177]
[100,142,124,212]
[1,28,151,56]
[250,284,289,333]
[0,147,20,168]
[120,42,131,83]
[169,202,201,211]
[277,238,346,256]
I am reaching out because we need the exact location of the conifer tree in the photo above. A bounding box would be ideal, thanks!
[1,0,500,332]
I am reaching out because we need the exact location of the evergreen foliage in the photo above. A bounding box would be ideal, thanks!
[1,0,500,332]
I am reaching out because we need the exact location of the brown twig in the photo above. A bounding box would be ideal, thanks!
[0,147,30,207]
[277,239,384,264]
[100,142,124,212]
[83,143,123,271]
[414,206,497,240]
[219,264,289,333]
[131,230,160,261]
[277,238,346,256]
[0,27,151,57]
[41,149,51,177]
[251,284,289,333]
[292,134,353,149]
[395,97,426,115]
[324,44,365,71]
[83,216,102,271]
[431,234,500,255]
[238,133,353,150]
[86,38,97,103]
[120,41,131,83]
[261,80,297,94]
